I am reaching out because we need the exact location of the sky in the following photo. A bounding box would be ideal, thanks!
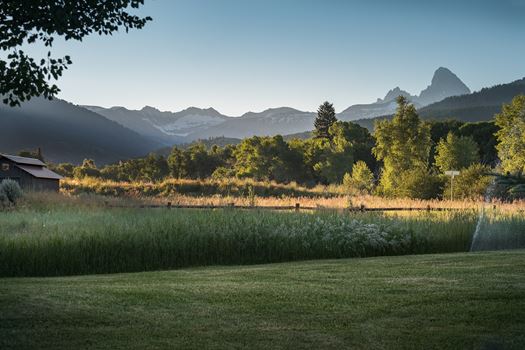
[30,0,525,116]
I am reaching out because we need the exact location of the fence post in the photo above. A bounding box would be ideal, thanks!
[295,203,300,212]
[167,202,172,210]
[360,203,365,212]
[427,205,431,212]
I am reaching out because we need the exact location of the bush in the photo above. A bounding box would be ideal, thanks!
[396,168,445,200]
[0,179,23,205]
[0,188,7,206]
[343,161,374,194]
[443,164,492,200]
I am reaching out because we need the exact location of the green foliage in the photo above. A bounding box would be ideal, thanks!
[428,120,498,166]
[73,159,101,179]
[373,96,432,196]
[140,153,169,182]
[211,166,236,180]
[50,163,75,177]
[343,161,374,194]
[435,132,479,173]
[0,179,23,205]
[330,121,376,170]
[458,122,499,165]
[394,168,445,200]
[508,184,525,201]
[234,135,301,183]
[0,1,151,106]
[495,95,525,174]
[167,143,230,180]
[314,101,337,139]
[443,164,492,200]
[492,173,525,202]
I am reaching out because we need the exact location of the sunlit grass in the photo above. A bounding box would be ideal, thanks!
[60,177,525,212]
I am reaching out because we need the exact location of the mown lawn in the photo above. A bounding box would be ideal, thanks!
[1,250,524,349]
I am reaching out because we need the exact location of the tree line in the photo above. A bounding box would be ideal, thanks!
[47,95,525,200]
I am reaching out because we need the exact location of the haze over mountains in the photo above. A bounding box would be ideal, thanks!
[86,67,472,144]
[0,98,162,164]
[2,67,524,164]
[338,67,471,120]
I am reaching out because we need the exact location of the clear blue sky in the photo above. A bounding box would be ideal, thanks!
[41,0,525,115]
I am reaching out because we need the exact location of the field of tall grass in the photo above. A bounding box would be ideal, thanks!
[0,194,476,277]
[1,191,523,277]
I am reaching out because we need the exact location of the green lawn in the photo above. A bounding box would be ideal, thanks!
[1,251,524,350]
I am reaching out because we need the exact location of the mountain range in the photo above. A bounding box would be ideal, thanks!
[338,67,471,121]
[85,67,471,143]
[0,98,162,164]
[2,67,523,165]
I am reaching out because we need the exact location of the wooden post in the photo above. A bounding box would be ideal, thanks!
[167,202,172,209]
[427,204,431,212]
[295,203,300,212]
[360,203,365,212]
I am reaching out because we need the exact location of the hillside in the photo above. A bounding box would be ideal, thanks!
[84,105,229,145]
[189,107,316,140]
[0,98,162,165]
[418,77,525,121]
[353,77,525,131]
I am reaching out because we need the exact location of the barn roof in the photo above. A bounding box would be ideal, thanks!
[0,154,46,166]
[15,164,63,180]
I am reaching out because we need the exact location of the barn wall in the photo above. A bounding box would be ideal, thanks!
[0,158,60,192]
[0,159,23,185]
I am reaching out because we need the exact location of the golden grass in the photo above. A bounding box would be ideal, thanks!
[54,177,525,213]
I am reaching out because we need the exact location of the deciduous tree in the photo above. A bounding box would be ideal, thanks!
[0,0,151,106]
[434,132,479,173]
[373,96,431,196]
[495,95,525,174]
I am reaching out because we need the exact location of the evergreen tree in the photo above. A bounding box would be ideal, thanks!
[314,101,337,139]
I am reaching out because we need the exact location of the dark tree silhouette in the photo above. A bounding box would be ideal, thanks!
[0,0,151,106]
[314,101,337,139]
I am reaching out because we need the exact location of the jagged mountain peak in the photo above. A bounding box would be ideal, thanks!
[379,87,415,103]
[418,67,471,105]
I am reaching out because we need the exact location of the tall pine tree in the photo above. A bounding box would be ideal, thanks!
[314,101,337,139]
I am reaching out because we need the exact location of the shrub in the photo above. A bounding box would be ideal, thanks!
[396,168,445,200]
[0,179,23,204]
[443,164,492,200]
[0,188,7,206]
[343,161,374,194]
